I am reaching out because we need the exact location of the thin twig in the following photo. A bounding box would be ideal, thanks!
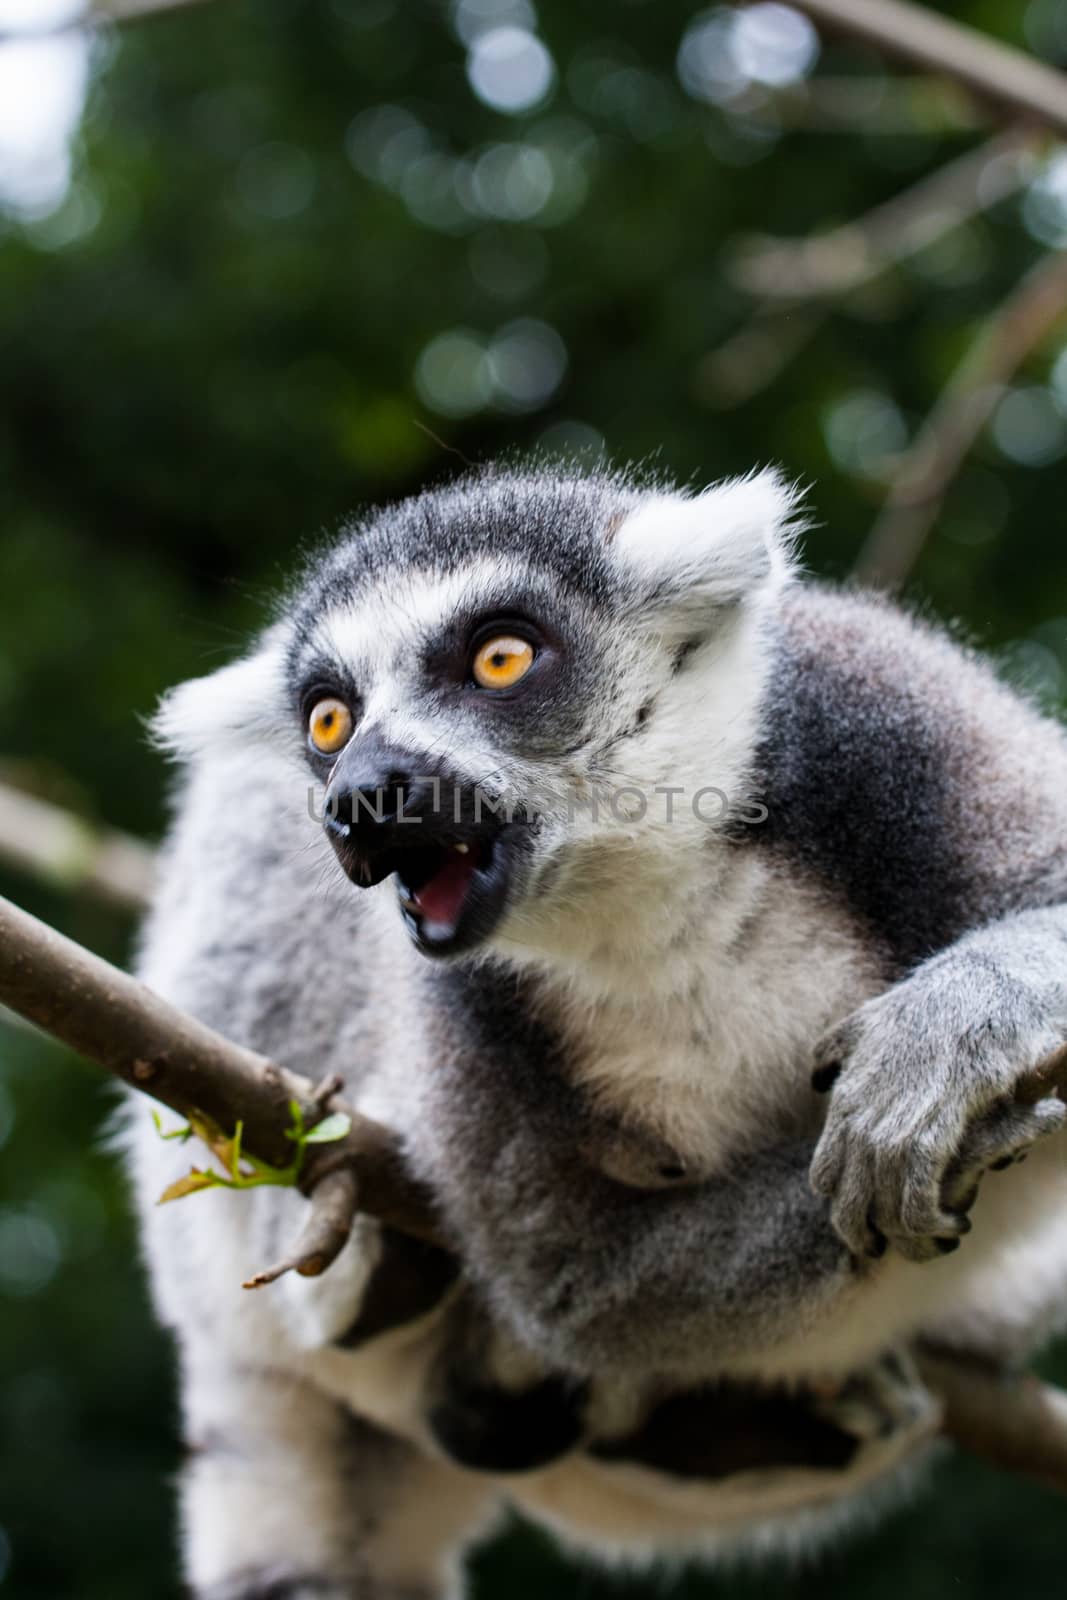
[855,248,1067,588]
[242,1167,362,1288]
[701,132,1037,409]
[0,780,155,912]
[696,307,826,409]
[764,76,985,136]
[93,0,212,17]
[781,0,1067,139]
[730,129,1040,303]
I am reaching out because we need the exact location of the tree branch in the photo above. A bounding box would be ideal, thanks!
[854,247,1067,588]
[0,780,155,913]
[781,0,1067,138]
[701,131,1039,409]
[3,886,1067,1493]
[729,129,1040,303]
[917,1348,1067,1499]
[0,891,440,1258]
[0,0,215,40]
[764,76,985,136]
[91,0,213,18]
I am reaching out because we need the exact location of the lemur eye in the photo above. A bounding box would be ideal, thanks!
[308,697,353,754]
[471,635,535,690]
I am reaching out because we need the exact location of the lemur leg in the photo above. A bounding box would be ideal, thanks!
[811,904,1067,1261]
[518,1349,940,1551]
[182,1353,493,1600]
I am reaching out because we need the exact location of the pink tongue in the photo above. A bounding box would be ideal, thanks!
[413,852,477,928]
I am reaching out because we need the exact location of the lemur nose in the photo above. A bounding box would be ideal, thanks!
[326,774,413,835]
[323,741,425,839]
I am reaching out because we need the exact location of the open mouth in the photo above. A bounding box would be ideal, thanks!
[338,834,514,957]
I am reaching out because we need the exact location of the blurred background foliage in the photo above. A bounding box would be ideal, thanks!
[1,0,1067,1593]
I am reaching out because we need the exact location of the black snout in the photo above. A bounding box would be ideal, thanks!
[323,739,427,844]
[320,733,521,952]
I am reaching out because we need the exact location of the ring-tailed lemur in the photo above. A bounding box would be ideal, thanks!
[129,464,1067,1600]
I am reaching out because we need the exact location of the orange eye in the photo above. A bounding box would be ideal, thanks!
[308,697,353,754]
[472,635,535,690]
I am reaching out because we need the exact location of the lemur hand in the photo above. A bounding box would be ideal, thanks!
[809,955,1067,1263]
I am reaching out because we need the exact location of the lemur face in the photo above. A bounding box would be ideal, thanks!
[280,466,798,959]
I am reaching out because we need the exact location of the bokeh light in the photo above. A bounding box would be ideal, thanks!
[415,317,566,416]
[346,104,433,189]
[821,389,908,478]
[466,25,555,115]
[991,386,1067,467]
[0,31,90,218]
[677,3,817,107]
[233,142,316,221]
[732,3,819,86]
[1021,151,1067,248]
[537,417,605,457]
[487,317,567,412]
[1049,345,1067,414]
[415,328,494,417]
[998,637,1066,704]
[0,1207,61,1298]
[451,0,536,47]
[1025,0,1067,64]
[469,141,554,219]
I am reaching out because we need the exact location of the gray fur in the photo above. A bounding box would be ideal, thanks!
[129,463,1067,1593]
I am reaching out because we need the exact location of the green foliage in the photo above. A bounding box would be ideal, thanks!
[2,0,1067,1595]
[151,1101,350,1203]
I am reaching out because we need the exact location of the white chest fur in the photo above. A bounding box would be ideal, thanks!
[514,850,883,1177]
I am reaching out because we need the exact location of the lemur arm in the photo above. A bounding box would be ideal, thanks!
[811,903,1067,1258]
[468,905,1067,1376]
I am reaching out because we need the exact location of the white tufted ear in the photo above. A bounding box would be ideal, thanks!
[151,630,289,761]
[613,468,804,615]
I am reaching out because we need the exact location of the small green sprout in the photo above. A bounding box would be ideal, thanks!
[153,1100,351,1205]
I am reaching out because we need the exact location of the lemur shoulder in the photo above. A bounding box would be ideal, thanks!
[128,465,1067,1599]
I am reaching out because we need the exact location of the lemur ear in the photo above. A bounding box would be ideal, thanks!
[612,468,803,614]
[151,629,289,761]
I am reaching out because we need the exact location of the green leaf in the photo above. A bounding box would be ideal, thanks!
[285,1098,306,1143]
[158,1168,219,1204]
[152,1110,193,1143]
[305,1113,352,1144]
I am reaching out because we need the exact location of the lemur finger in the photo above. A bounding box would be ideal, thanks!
[939,1098,1065,1214]
[897,1158,971,1243]
[811,1018,861,1091]
[889,1230,963,1265]
[825,1145,884,1258]
[941,1173,981,1216]
[809,1124,845,1200]
[953,1097,1065,1180]
[859,1146,971,1263]
[1016,1041,1067,1104]
[875,1211,967,1266]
